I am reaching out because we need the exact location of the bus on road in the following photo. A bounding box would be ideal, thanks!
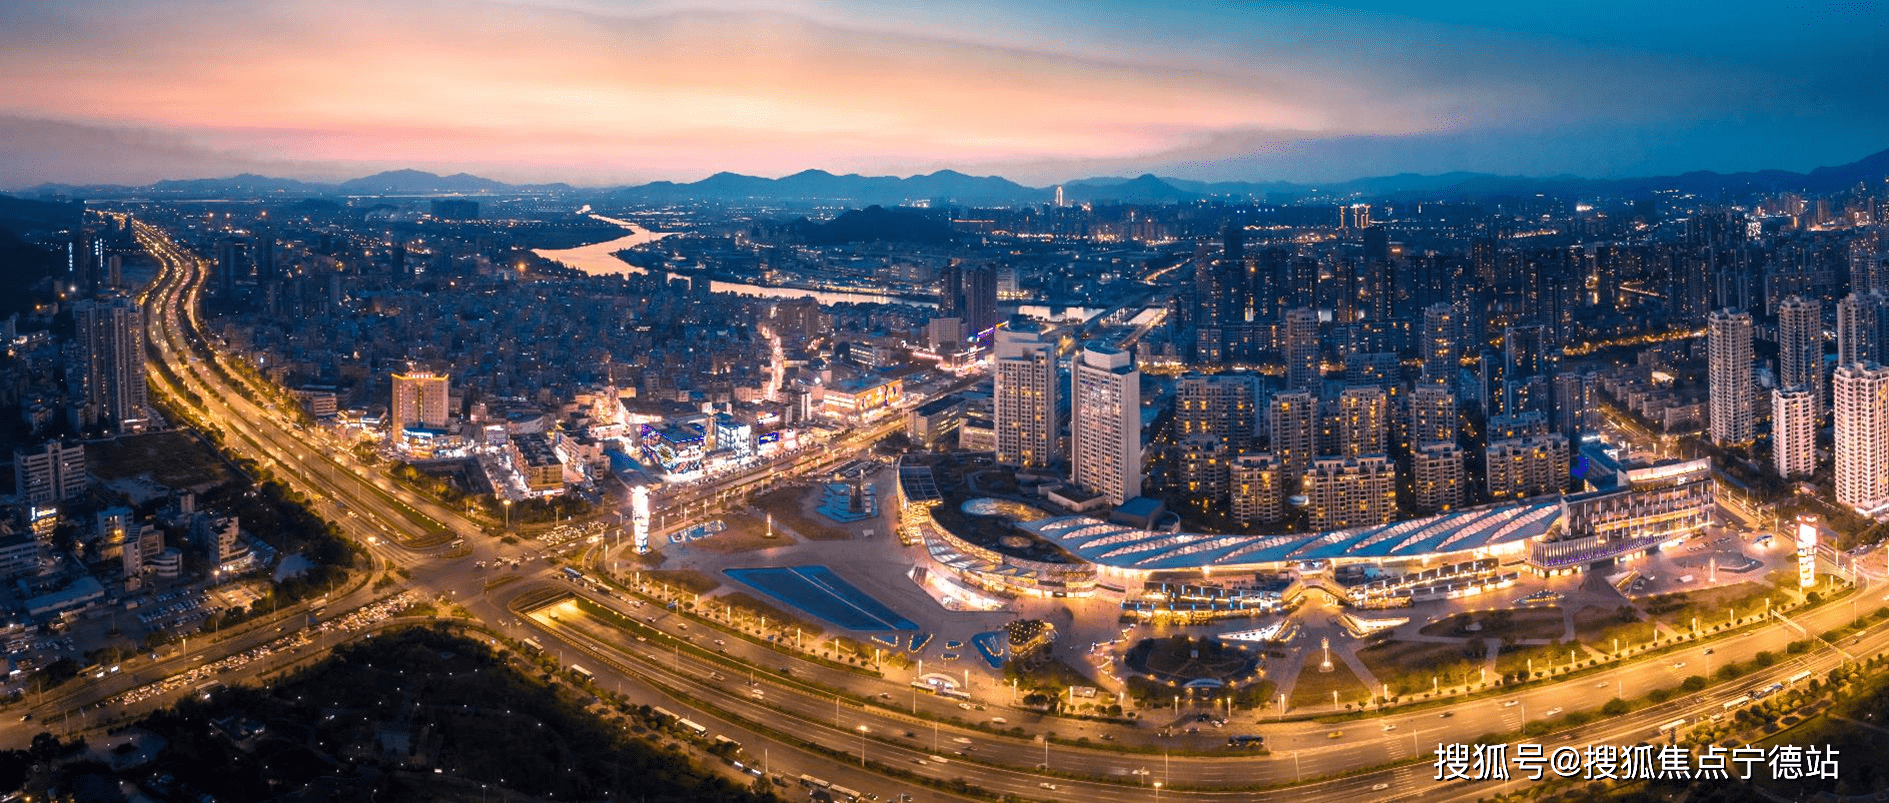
[1786,670,1812,685]
[569,664,594,683]
[1657,719,1687,735]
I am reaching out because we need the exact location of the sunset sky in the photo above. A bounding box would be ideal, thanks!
[1,0,1884,187]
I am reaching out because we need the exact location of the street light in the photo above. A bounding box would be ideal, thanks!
[503,499,513,530]
[857,724,869,766]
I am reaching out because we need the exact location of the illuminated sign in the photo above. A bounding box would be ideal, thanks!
[1796,515,1818,589]
[632,486,651,554]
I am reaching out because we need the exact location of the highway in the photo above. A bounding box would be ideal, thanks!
[58,218,1886,801]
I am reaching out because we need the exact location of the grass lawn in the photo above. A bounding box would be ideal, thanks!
[1356,639,1485,693]
[639,569,720,595]
[1572,604,1656,644]
[88,430,234,490]
[1288,649,1370,710]
[1418,607,1566,640]
[755,486,854,541]
[1637,581,1779,627]
[687,512,789,554]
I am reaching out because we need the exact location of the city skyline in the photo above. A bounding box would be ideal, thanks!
[2,0,1886,187]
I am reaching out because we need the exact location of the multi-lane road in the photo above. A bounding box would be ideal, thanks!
[67,219,1886,801]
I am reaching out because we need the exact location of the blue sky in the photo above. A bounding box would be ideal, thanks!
[0,0,1882,185]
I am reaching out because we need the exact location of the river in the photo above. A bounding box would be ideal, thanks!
[535,217,1105,318]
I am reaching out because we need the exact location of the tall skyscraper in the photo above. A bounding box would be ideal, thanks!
[1419,303,1456,387]
[1707,309,1755,446]
[1283,307,1320,393]
[71,295,148,432]
[962,265,998,337]
[1335,386,1388,458]
[1407,385,1456,449]
[1551,372,1595,440]
[1837,291,1889,368]
[1268,391,1317,490]
[1834,362,1889,514]
[1771,386,1816,480]
[1070,345,1141,505]
[993,322,1058,468]
[391,371,451,440]
[1777,296,1822,394]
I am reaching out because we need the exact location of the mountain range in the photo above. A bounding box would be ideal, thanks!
[16,147,1889,205]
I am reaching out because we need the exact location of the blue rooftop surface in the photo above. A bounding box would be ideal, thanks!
[1020,501,1561,571]
[724,565,916,631]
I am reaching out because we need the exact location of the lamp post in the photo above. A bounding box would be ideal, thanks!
[503,499,512,530]
[857,724,868,766]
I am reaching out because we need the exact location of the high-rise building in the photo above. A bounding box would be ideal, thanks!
[1335,386,1388,458]
[1707,309,1755,446]
[1070,345,1142,505]
[1485,434,1570,500]
[1837,291,1889,368]
[1230,453,1286,526]
[1173,436,1230,505]
[1173,374,1257,448]
[1411,443,1467,513]
[1419,303,1457,387]
[1283,307,1320,393]
[391,371,451,440]
[1303,456,1396,530]
[1268,391,1317,489]
[1551,372,1596,439]
[1834,362,1889,514]
[1407,385,1457,449]
[963,265,998,337]
[993,322,1058,468]
[71,295,147,432]
[1771,386,1816,480]
[1777,296,1823,407]
[13,441,87,506]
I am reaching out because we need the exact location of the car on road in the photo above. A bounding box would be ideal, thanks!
[952,737,972,745]
[1503,700,1519,707]
[1545,707,1563,717]
[1327,731,1343,739]
[958,702,972,710]
[1672,662,1686,669]
[1704,648,1714,655]
[1372,783,1390,791]
[1039,783,1058,790]
[1439,711,1453,718]
[1596,681,1610,688]
[1383,723,1396,731]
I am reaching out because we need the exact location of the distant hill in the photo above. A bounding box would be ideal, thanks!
[0,194,82,317]
[615,168,1041,205]
[790,205,957,245]
[13,145,1889,204]
[336,169,512,194]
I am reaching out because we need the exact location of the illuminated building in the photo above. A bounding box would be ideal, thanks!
[639,424,704,479]
[1268,390,1316,488]
[1485,434,1569,501]
[391,371,450,441]
[993,322,1057,468]
[1303,455,1395,530]
[1771,386,1815,479]
[1407,385,1456,449]
[1419,303,1457,387]
[1411,443,1467,513]
[1336,386,1388,458]
[1539,457,1713,572]
[1707,309,1754,446]
[1776,295,1822,413]
[1173,374,1256,447]
[1229,453,1285,526]
[71,295,148,432]
[1070,345,1141,505]
[1283,307,1320,393]
[1834,362,1889,514]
